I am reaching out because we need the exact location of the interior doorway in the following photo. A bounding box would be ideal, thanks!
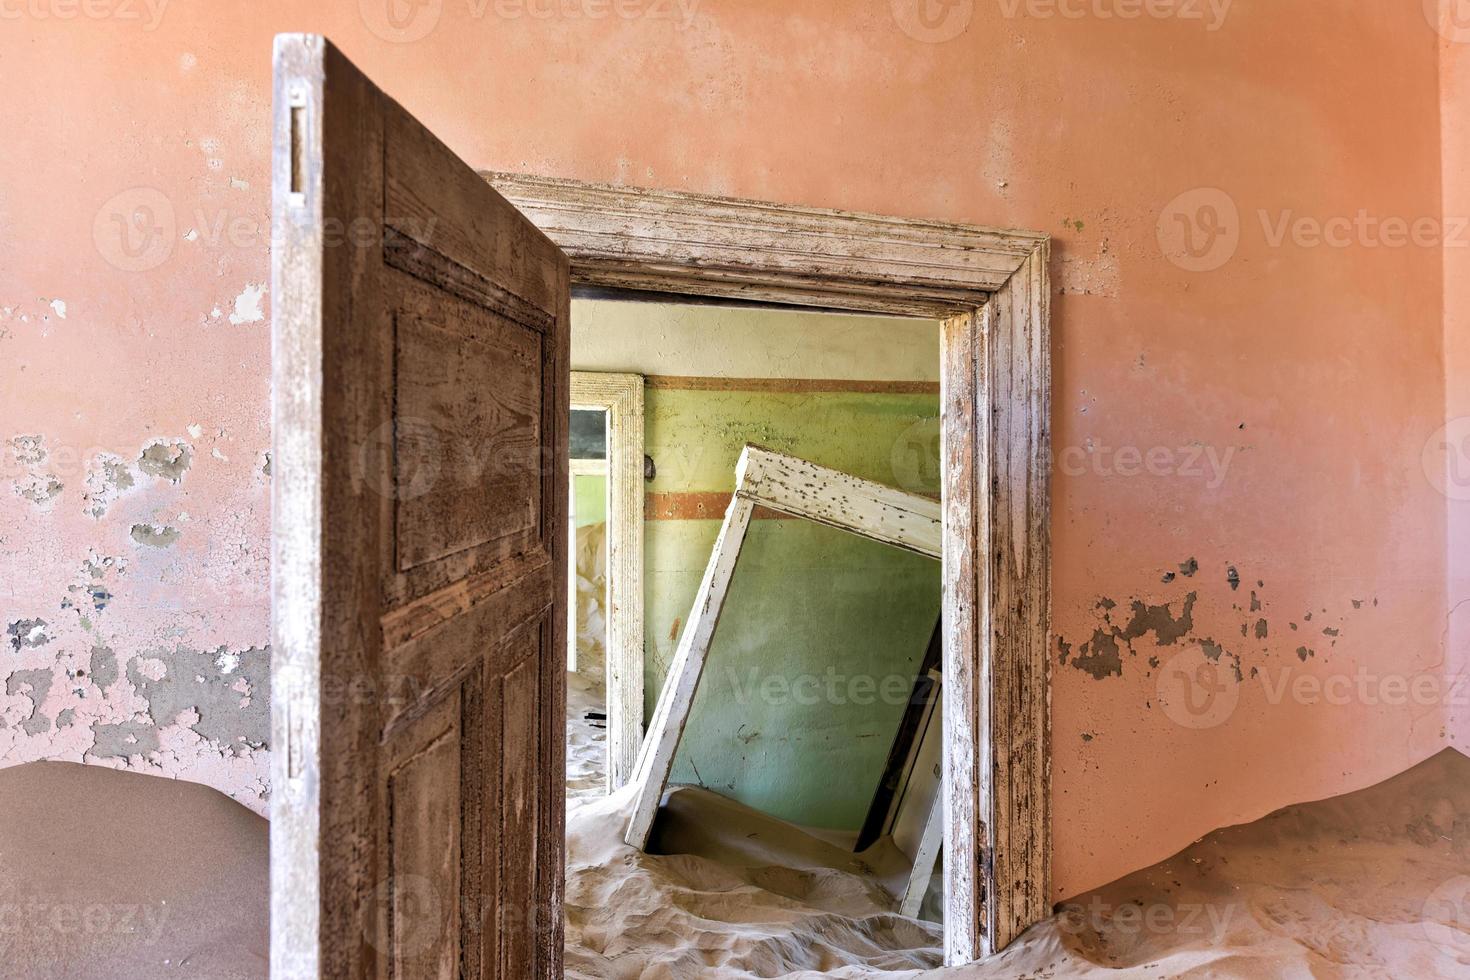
[563,297,951,972]
[268,36,1050,976]
[566,405,609,798]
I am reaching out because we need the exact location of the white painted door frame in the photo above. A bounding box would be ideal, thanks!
[569,371,645,790]
[487,172,1052,965]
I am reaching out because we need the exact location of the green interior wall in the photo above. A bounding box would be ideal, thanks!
[573,474,607,528]
[643,388,942,831]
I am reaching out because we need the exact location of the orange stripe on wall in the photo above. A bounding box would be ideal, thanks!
[644,375,940,395]
[645,492,786,521]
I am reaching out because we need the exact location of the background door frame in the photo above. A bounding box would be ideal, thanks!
[490,172,1052,965]
[569,371,646,791]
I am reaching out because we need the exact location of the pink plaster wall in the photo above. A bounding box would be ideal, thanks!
[1439,1,1470,751]
[0,0,1455,897]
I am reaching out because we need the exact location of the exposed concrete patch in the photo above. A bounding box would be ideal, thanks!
[1070,628,1124,680]
[1061,571,1373,697]
[55,708,76,728]
[8,434,46,467]
[14,474,63,508]
[227,282,266,325]
[1121,594,1197,646]
[83,453,136,518]
[7,618,51,651]
[137,438,192,483]
[5,668,54,735]
[88,720,162,759]
[130,523,182,548]
[125,645,268,754]
[1056,239,1121,298]
[89,644,119,690]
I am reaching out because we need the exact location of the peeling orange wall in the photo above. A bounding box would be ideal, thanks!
[0,1,1454,897]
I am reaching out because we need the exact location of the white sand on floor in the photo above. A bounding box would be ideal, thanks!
[565,749,1470,979]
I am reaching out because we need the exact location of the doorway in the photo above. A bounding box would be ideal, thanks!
[269,34,1051,976]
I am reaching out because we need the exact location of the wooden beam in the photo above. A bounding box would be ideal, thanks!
[624,445,942,851]
[624,493,755,849]
[900,799,945,919]
[736,446,942,559]
[486,172,1043,316]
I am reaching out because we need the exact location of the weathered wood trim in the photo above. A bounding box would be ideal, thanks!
[624,492,755,849]
[901,798,946,919]
[270,34,327,980]
[624,445,943,851]
[980,243,1052,955]
[570,371,646,791]
[486,172,1045,316]
[513,171,1053,966]
[736,445,942,559]
[941,308,985,962]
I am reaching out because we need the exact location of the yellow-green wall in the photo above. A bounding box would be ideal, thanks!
[644,388,941,831]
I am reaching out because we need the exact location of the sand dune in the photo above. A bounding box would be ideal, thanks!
[565,749,1470,979]
[1,744,1464,978]
[0,761,268,980]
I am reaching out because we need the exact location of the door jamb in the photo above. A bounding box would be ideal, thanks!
[487,171,1052,965]
[569,370,646,791]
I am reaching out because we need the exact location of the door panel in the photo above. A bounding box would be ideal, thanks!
[271,34,568,980]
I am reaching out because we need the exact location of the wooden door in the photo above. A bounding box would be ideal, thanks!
[270,35,568,980]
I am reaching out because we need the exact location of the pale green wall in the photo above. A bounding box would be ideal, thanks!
[573,474,606,528]
[644,388,942,831]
